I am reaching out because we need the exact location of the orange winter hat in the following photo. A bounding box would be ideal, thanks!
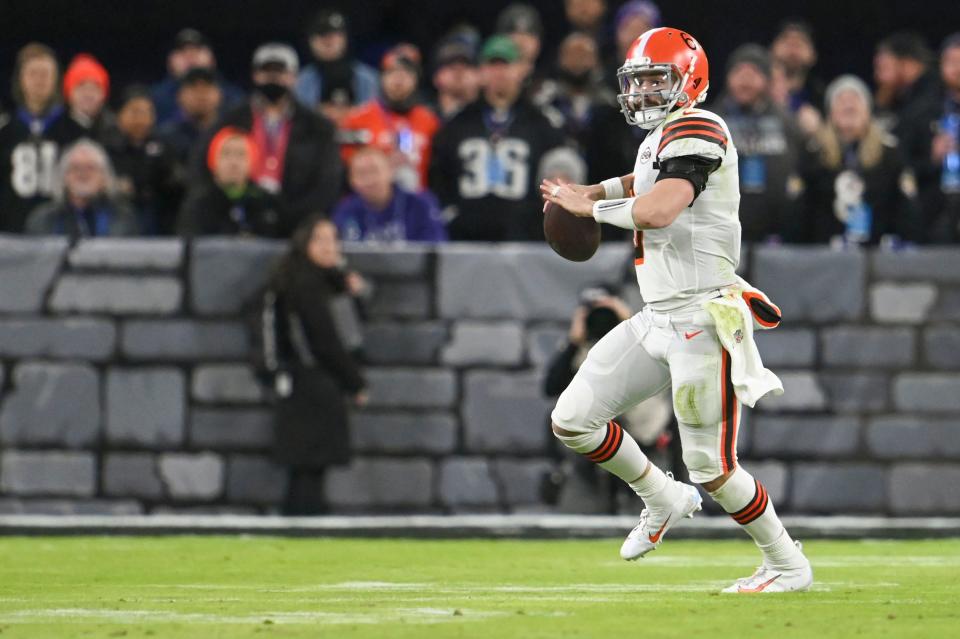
[207,126,259,173]
[63,54,110,102]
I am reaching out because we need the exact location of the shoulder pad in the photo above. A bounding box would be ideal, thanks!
[658,110,729,161]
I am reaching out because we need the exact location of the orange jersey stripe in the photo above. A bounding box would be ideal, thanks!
[658,128,728,154]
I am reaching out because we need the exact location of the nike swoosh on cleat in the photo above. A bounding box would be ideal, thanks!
[648,515,671,543]
[684,330,704,340]
[737,574,782,593]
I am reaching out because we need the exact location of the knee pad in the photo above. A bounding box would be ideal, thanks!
[682,446,723,485]
[551,376,603,435]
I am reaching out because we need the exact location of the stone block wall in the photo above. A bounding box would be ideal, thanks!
[0,235,958,516]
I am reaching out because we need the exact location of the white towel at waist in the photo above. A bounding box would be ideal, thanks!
[704,281,783,408]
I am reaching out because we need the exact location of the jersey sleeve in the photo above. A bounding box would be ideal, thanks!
[656,114,729,162]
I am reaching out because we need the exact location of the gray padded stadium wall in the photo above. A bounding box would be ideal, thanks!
[0,234,958,516]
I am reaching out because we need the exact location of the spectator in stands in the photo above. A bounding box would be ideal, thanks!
[610,1,661,83]
[796,75,920,245]
[151,29,243,126]
[873,31,940,139]
[430,35,567,241]
[430,37,480,121]
[339,45,440,193]
[264,215,368,514]
[496,3,545,85]
[295,9,379,115]
[536,30,607,139]
[873,33,944,238]
[770,20,826,136]
[566,0,607,32]
[210,43,343,236]
[178,126,281,237]
[714,44,808,243]
[614,1,660,55]
[104,86,182,235]
[63,54,115,141]
[158,67,224,167]
[927,33,960,243]
[0,43,85,233]
[333,146,446,242]
[542,286,676,512]
[565,0,611,60]
[24,138,138,238]
[535,31,636,187]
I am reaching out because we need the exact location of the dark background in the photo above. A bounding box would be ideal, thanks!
[1,0,959,104]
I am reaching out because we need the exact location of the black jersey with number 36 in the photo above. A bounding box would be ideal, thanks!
[429,98,565,242]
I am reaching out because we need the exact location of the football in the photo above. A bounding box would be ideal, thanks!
[543,201,601,262]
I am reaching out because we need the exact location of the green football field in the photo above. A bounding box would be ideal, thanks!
[0,536,957,638]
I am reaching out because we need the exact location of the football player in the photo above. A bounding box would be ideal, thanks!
[540,28,813,593]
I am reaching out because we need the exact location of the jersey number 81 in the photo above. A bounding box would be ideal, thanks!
[11,142,58,198]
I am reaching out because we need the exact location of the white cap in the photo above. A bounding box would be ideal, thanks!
[252,43,299,74]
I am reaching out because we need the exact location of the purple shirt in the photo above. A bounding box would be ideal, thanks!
[333,188,447,243]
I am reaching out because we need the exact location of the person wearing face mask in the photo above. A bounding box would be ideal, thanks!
[295,9,379,115]
[254,215,368,514]
[24,138,138,239]
[202,43,343,237]
[339,45,440,193]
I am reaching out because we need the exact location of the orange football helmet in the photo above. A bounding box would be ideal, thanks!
[617,28,710,129]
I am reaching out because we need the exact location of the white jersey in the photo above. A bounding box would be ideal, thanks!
[631,107,741,313]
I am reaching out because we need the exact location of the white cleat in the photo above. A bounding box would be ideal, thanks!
[722,543,813,593]
[620,482,702,560]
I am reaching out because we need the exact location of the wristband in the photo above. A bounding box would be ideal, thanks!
[592,197,637,229]
[601,177,625,199]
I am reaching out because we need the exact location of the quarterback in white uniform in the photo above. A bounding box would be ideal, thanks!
[541,27,812,593]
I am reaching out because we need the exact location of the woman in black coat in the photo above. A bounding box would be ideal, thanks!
[265,215,367,514]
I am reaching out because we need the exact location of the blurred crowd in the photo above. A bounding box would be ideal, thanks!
[2,0,960,246]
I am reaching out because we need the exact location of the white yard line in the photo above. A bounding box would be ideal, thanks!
[0,607,524,625]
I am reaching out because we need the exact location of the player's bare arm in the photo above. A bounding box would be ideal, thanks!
[540,176,691,229]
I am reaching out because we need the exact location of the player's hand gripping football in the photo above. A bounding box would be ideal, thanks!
[539,178,600,217]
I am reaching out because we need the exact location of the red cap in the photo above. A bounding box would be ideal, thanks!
[207,126,259,174]
[63,54,110,103]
